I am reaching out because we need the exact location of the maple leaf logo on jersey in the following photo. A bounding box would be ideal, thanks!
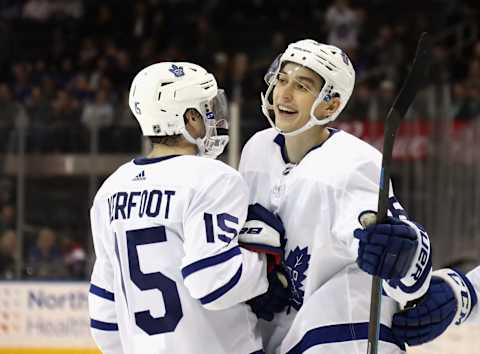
[285,246,310,312]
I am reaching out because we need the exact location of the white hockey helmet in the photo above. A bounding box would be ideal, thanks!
[129,62,229,158]
[261,39,355,136]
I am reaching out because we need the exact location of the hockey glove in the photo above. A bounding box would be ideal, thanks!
[247,264,290,321]
[239,203,285,271]
[354,214,418,280]
[392,268,477,346]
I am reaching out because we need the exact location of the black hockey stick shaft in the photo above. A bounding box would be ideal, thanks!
[366,32,432,354]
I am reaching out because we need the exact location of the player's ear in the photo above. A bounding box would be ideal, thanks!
[314,96,341,118]
[184,109,205,138]
[184,109,200,123]
[324,97,341,116]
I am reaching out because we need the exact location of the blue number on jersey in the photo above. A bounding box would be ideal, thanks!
[203,212,239,244]
[126,226,183,335]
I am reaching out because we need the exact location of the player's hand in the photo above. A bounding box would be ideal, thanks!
[392,268,478,346]
[239,203,285,271]
[354,214,418,280]
[247,264,290,321]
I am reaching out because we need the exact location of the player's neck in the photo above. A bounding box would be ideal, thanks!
[285,125,330,164]
[147,142,198,158]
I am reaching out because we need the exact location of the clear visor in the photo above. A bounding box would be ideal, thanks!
[266,57,324,96]
[261,57,332,136]
[203,89,229,134]
[199,89,229,158]
[264,53,282,85]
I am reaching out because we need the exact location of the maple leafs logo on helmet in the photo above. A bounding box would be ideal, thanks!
[128,62,230,158]
[168,64,184,77]
[340,51,350,65]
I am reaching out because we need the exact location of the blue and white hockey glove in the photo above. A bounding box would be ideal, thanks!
[392,268,477,346]
[354,212,432,303]
[247,264,290,321]
[354,214,419,280]
[239,203,285,271]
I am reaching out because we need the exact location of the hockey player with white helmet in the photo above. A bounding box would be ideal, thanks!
[239,39,433,353]
[88,61,290,354]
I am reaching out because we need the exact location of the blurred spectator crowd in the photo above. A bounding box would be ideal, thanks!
[0,0,480,280]
[0,203,87,280]
[0,0,479,154]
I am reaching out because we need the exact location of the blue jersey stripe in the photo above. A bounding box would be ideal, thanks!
[199,265,243,305]
[89,284,115,301]
[90,319,119,331]
[182,246,241,279]
[133,155,180,165]
[286,322,405,353]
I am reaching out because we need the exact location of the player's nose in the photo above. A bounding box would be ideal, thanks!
[278,84,294,101]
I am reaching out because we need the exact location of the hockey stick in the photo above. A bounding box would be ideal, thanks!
[362,32,432,354]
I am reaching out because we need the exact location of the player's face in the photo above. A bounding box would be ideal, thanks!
[272,63,323,133]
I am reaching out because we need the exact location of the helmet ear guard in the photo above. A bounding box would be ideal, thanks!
[261,39,356,136]
[129,62,229,158]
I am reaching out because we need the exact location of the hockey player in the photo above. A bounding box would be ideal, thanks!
[88,62,289,354]
[392,265,479,346]
[239,39,433,353]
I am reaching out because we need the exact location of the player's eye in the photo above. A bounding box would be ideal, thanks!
[276,74,288,85]
[295,82,309,92]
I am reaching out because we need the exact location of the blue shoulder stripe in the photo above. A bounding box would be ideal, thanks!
[90,319,119,331]
[286,322,405,353]
[182,246,241,279]
[199,265,242,305]
[90,284,115,301]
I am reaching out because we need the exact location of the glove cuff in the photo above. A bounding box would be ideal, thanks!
[383,220,432,305]
[398,220,431,288]
[434,268,476,325]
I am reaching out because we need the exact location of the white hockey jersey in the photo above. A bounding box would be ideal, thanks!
[239,128,431,354]
[89,154,268,354]
[467,265,480,324]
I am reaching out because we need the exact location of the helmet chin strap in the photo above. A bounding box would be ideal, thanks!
[181,126,228,158]
[261,92,338,137]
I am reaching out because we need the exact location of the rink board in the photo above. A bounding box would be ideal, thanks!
[0,281,98,353]
[0,281,478,353]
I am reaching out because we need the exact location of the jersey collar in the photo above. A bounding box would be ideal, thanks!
[133,155,180,165]
[273,128,339,164]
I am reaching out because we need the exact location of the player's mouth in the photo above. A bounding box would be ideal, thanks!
[276,104,298,119]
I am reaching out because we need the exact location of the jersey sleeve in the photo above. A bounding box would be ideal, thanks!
[89,199,124,354]
[333,159,431,304]
[181,168,268,310]
[466,265,480,324]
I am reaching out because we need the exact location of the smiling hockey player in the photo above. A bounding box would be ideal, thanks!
[239,39,433,353]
